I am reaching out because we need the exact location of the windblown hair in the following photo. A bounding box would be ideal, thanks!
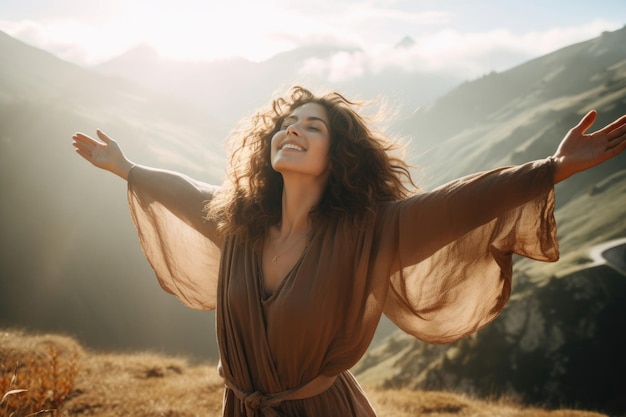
[205,86,418,248]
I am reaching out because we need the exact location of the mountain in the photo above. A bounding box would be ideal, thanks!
[354,26,626,415]
[0,30,226,360]
[400,27,626,187]
[94,42,463,129]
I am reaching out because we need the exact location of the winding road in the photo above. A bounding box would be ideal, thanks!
[588,237,626,276]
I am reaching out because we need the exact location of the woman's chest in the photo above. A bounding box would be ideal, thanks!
[223,239,357,327]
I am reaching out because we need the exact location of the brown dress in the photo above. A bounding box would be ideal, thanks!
[127,158,559,416]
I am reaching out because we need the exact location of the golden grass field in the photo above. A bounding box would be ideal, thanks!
[0,328,609,417]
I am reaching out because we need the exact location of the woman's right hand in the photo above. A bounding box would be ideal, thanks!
[72,129,135,180]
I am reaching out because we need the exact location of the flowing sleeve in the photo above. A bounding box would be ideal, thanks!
[127,165,222,310]
[380,158,559,344]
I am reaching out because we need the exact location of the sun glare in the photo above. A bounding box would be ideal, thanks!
[1,2,304,64]
[103,3,301,63]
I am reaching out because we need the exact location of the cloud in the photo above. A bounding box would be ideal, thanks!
[0,1,622,76]
[279,2,449,42]
[0,18,136,64]
[298,19,623,82]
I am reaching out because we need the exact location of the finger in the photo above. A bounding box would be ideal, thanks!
[607,137,626,157]
[72,139,91,153]
[573,110,597,135]
[96,129,113,144]
[72,134,100,150]
[607,132,626,151]
[72,132,97,145]
[72,139,95,159]
[605,115,626,139]
[74,148,92,161]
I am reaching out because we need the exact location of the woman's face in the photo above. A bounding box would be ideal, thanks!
[270,102,331,181]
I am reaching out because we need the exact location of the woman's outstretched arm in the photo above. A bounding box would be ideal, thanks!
[552,110,626,183]
[72,129,222,308]
[71,129,220,243]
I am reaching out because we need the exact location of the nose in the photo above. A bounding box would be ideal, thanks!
[286,123,300,136]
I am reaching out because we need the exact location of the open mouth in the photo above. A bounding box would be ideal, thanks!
[281,143,306,151]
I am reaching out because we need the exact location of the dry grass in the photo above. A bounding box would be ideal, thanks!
[1,330,80,416]
[0,328,609,417]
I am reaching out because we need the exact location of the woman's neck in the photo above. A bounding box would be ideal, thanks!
[278,175,326,236]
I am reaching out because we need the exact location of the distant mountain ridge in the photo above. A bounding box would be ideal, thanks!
[94,40,462,129]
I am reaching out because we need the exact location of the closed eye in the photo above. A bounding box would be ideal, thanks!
[280,115,328,132]
[279,123,321,132]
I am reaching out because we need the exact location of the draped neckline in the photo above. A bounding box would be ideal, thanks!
[257,232,315,303]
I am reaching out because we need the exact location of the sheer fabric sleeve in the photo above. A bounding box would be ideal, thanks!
[381,158,559,344]
[127,165,222,310]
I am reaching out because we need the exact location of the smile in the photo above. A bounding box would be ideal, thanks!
[281,143,306,151]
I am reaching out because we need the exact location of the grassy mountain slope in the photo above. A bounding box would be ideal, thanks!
[401,27,626,189]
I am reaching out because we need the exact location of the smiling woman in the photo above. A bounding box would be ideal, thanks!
[71,85,626,416]
[271,103,332,180]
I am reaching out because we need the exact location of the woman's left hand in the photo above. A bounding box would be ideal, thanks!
[552,110,626,183]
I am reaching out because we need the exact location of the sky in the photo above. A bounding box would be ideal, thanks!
[1,0,625,80]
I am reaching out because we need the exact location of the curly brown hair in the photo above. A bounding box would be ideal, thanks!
[205,86,418,248]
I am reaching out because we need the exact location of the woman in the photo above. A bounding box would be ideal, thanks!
[72,87,626,416]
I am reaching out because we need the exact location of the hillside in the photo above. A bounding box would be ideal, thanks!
[0,328,609,417]
[0,30,225,360]
[401,27,626,189]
